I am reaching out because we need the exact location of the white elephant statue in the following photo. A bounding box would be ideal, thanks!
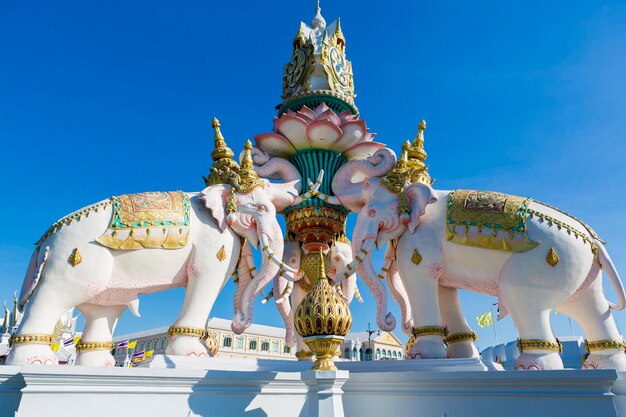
[263,239,363,359]
[329,142,626,371]
[7,139,320,367]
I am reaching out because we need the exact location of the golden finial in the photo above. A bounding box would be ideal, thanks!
[334,18,345,48]
[236,140,263,193]
[204,117,240,186]
[318,249,327,280]
[409,120,428,163]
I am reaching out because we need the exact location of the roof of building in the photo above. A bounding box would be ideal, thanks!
[344,331,402,346]
[113,317,287,342]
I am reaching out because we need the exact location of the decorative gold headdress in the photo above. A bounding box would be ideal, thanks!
[380,120,433,220]
[235,140,264,194]
[204,117,240,186]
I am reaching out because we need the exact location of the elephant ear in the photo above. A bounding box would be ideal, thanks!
[200,184,230,231]
[264,179,300,213]
[405,183,438,233]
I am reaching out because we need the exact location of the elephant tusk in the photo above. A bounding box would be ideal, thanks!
[261,289,274,304]
[334,240,375,285]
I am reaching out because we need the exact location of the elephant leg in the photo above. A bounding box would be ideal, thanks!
[292,283,313,361]
[438,286,478,359]
[167,266,226,357]
[6,279,83,366]
[76,303,126,367]
[557,281,626,371]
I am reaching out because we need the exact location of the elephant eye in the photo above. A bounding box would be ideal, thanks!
[368,209,376,217]
[335,256,341,261]
[258,204,267,212]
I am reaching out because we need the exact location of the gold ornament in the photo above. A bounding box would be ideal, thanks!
[204,117,240,187]
[516,338,562,352]
[76,341,114,352]
[411,249,422,266]
[235,140,264,194]
[216,245,227,262]
[294,250,352,370]
[546,247,560,267]
[68,248,82,267]
[205,332,219,357]
[584,339,625,352]
[407,120,432,185]
[9,334,53,346]
[444,332,478,346]
[301,251,330,286]
[167,325,207,339]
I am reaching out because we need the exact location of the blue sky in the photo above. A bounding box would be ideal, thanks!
[1,1,626,349]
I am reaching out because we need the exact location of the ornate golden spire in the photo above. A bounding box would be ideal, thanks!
[204,117,240,186]
[236,140,263,193]
[408,120,432,185]
[381,140,414,195]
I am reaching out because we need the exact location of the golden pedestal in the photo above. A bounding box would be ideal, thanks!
[303,335,345,371]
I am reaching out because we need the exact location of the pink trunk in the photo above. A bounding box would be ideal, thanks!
[231,221,284,334]
[354,239,396,331]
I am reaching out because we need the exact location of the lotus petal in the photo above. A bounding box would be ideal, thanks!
[342,141,386,161]
[313,102,331,116]
[275,114,310,150]
[254,133,296,158]
[338,111,358,123]
[297,106,317,123]
[306,120,342,149]
[362,133,376,142]
[330,120,367,152]
[316,108,341,125]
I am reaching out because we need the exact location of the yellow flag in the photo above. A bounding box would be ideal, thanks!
[145,350,154,359]
[476,311,494,328]
[50,343,60,352]
[128,340,137,349]
[73,337,81,345]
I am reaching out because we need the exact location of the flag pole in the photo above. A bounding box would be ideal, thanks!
[491,304,499,345]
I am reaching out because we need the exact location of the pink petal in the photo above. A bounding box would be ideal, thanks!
[342,141,386,160]
[306,120,342,149]
[316,108,341,125]
[362,133,376,142]
[297,105,317,123]
[275,114,309,150]
[254,133,297,158]
[314,102,331,116]
[330,120,366,152]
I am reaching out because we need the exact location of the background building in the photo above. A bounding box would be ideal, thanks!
[339,331,404,361]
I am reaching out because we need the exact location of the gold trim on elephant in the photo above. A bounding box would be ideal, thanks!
[516,338,562,352]
[76,341,114,352]
[446,190,539,253]
[9,334,53,346]
[96,191,190,250]
[584,339,625,352]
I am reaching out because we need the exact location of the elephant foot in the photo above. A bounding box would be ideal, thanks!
[407,336,446,360]
[76,350,116,367]
[515,352,563,370]
[583,351,626,371]
[166,336,209,357]
[5,344,58,366]
[446,341,479,359]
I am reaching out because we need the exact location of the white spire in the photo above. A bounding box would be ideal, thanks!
[311,0,326,29]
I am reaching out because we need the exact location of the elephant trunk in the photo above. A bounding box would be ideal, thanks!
[340,274,357,304]
[353,238,396,331]
[233,242,255,318]
[231,221,284,334]
[387,259,414,336]
[273,273,295,347]
[332,148,396,212]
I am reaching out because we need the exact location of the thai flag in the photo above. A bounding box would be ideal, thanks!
[115,340,129,349]
[132,350,145,359]
[63,337,75,347]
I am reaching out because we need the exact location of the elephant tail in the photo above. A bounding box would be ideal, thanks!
[18,245,50,308]
[596,240,626,311]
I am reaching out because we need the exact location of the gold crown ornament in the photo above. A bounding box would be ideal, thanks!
[204,117,240,186]
[294,250,352,370]
[235,140,264,194]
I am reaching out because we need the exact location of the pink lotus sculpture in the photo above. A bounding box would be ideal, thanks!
[255,103,384,159]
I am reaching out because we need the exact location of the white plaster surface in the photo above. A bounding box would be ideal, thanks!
[0,363,623,417]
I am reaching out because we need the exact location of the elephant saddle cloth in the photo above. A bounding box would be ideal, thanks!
[96,191,191,250]
[446,190,539,253]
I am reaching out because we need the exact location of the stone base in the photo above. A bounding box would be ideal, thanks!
[0,363,623,417]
